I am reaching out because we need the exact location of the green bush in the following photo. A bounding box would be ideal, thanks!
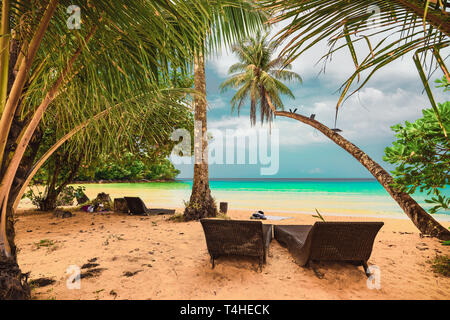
[428,255,450,277]
[383,82,449,214]
[77,154,179,181]
[24,186,86,210]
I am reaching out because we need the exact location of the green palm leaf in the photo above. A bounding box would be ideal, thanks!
[262,0,449,127]
[221,31,302,125]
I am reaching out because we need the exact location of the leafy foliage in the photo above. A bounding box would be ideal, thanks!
[435,75,450,92]
[427,255,450,277]
[4,0,263,175]
[11,1,262,217]
[262,0,449,124]
[24,185,85,211]
[384,100,449,213]
[312,208,326,222]
[78,156,180,181]
[26,66,194,210]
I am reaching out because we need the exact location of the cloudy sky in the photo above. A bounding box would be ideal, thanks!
[174,22,449,179]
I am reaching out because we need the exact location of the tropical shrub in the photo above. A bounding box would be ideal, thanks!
[384,100,449,213]
[24,186,86,211]
[77,156,179,181]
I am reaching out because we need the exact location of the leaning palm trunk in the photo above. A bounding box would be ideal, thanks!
[184,53,217,220]
[266,94,450,240]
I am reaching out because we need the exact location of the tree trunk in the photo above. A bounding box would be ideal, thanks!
[40,152,83,211]
[0,140,38,300]
[274,109,450,240]
[0,5,92,299]
[184,52,217,221]
[0,44,42,298]
[40,154,62,211]
[40,192,58,212]
[0,255,30,300]
[4,127,42,257]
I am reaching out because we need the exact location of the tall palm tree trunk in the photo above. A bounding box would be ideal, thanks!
[272,103,450,240]
[184,52,217,220]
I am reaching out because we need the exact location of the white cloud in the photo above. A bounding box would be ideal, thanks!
[207,85,439,147]
[208,20,449,94]
[209,52,239,77]
[208,115,328,147]
[300,87,433,143]
[206,19,449,147]
[208,96,227,110]
[309,168,323,174]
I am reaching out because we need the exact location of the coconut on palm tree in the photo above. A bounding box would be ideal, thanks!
[221,32,450,240]
[220,31,302,126]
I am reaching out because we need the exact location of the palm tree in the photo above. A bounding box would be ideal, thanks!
[261,0,450,239]
[221,25,450,240]
[220,31,302,125]
[270,109,450,240]
[0,0,249,299]
[184,51,218,220]
[183,1,265,221]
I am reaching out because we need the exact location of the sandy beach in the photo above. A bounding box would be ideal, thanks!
[14,208,450,300]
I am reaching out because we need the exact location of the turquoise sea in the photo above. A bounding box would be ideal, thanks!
[73,179,450,222]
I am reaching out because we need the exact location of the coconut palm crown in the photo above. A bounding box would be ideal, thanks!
[220,31,302,125]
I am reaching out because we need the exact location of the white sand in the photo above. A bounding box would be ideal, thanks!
[14,209,450,300]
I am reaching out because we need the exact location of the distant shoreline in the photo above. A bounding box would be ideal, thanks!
[72,178,378,184]
[176,178,377,182]
[71,179,177,184]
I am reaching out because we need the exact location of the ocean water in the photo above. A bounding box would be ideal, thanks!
[73,179,450,221]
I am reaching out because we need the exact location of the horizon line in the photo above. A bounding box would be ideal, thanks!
[175,178,377,181]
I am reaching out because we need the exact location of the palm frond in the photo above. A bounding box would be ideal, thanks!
[262,0,450,125]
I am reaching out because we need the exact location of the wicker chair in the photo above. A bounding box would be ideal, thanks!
[274,222,383,276]
[124,197,175,215]
[200,219,273,271]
